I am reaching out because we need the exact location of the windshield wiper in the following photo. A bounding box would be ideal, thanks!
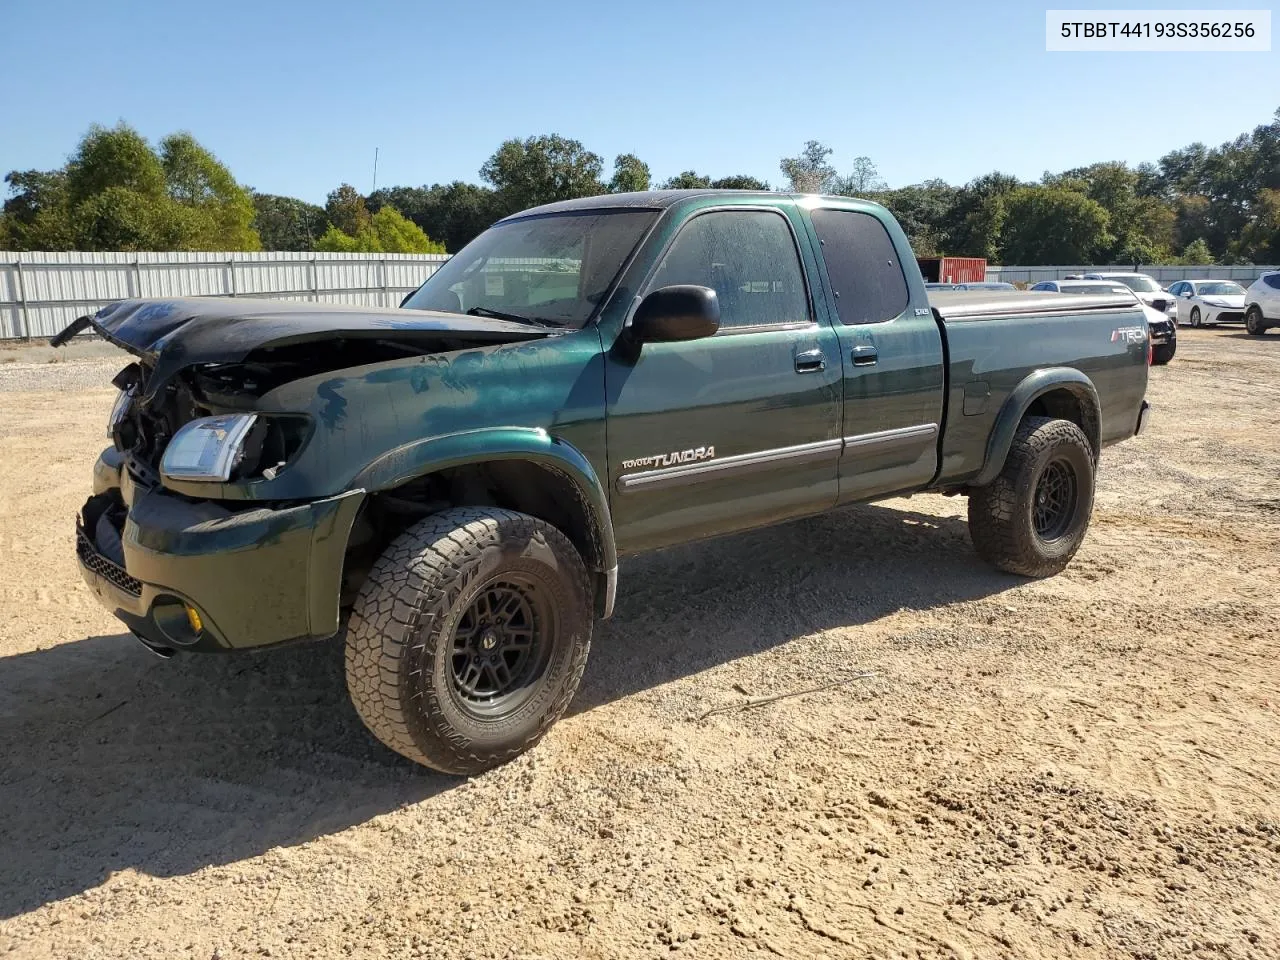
[465,306,556,328]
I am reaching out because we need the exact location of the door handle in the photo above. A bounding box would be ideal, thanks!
[794,349,826,373]
[851,344,879,366]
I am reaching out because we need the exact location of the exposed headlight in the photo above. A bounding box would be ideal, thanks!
[161,414,258,482]
[107,386,135,438]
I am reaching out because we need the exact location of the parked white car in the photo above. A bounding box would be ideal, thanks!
[1243,271,1280,336]
[1166,279,1248,327]
[1082,272,1174,312]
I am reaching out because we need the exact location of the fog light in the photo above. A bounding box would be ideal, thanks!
[185,605,204,634]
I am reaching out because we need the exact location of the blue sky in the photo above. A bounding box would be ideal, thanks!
[2,0,1277,203]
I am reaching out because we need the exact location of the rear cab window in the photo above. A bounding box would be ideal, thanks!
[809,209,910,324]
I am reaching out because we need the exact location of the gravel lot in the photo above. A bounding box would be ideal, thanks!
[2,330,1278,959]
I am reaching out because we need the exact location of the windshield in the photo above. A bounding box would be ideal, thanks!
[402,210,657,327]
[1109,275,1161,293]
[1195,281,1244,296]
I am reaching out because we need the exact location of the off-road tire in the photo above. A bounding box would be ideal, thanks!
[1152,340,1176,365]
[1245,306,1268,336]
[968,416,1096,578]
[344,507,593,774]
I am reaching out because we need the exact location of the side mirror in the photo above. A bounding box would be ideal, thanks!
[628,285,720,343]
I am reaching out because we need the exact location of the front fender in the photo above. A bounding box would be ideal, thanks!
[350,426,617,576]
[973,368,1101,488]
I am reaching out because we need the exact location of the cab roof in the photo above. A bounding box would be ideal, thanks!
[498,190,782,220]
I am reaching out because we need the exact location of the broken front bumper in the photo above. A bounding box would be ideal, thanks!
[77,448,364,654]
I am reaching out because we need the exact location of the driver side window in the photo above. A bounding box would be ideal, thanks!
[647,210,810,330]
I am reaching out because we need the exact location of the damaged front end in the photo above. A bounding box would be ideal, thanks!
[57,297,554,654]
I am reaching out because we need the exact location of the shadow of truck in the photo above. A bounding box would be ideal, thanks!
[0,500,1017,917]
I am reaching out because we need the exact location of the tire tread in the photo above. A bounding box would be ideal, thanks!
[344,507,592,774]
[968,416,1094,578]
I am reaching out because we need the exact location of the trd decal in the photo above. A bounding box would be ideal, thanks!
[1111,326,1147,344]
[622,446,716,470]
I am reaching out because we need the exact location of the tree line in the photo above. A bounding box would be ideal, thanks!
[3,110,1278,265]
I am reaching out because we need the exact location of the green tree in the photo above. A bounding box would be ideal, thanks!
[779,140,836,193]
[609,153,651,193]
[1,170,74,249]
[1047,161,1175,263]
[62,123,173,250]
[367,181,497,253]
[1177,238,1216,265]
[660,170,712,189]
[314,205,445,253]
[946,172,1020,258]
[326,183,372,237]
[998,186,1112,264]
[158,132,259,250]
[65,123,167,207]
[875,180,960,258]
[480,135,604,214]
[1233,188,1280,263]
[367,205,445,253]
[313,224,359,253]
[3,122,260,251]
[73,186,171,250]
[710,174,770,190]
[833,157,886,195]
[252,193,327,251]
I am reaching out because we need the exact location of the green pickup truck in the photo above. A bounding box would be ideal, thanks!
[58,190,1152,773]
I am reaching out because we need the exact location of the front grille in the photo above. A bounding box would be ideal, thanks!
[1216,311,1243,323]
[76,523,143,596]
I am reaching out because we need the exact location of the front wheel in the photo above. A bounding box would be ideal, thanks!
[1190,307,1202,328]
[968,417,1096,578]
[1152,340,1176,365]
[345,507,593,774]
[1245,307,1268,336]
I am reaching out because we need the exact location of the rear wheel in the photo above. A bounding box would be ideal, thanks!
[1245,306,1268,336]
[344,507,593,774]
[1190,307,1202,328]
[968,416,1096,578]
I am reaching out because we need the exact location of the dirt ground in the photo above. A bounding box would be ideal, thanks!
[1,329,1278,960]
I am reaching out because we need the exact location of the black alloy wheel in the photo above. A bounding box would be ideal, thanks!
[1033,459,1078,542]
[450,577,554,715]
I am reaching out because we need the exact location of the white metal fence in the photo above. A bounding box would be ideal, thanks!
[0,251,452,340]
[987,264,1279,285]
[4,251,1277,340]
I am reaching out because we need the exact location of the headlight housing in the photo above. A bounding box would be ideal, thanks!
[107,386,135,438]
[160,414,258,482]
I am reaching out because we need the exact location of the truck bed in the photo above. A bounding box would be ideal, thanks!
[928,291,1149,487]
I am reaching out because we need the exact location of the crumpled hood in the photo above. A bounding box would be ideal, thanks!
[53,297,552,397]
[1201,295,1246,308]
